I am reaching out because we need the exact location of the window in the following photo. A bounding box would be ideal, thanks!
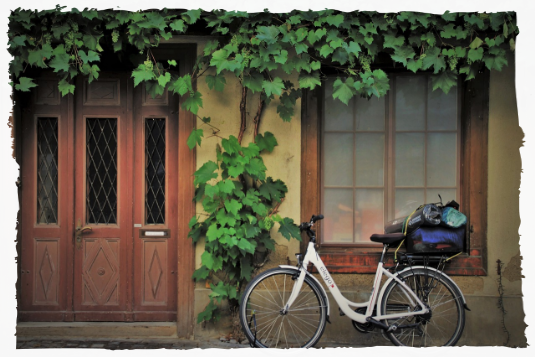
[301,70,489,275]
[322,75,460,245]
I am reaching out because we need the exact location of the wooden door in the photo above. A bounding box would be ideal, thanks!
[19,72,186,322]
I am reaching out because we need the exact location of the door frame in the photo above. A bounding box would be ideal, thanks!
[0,44,197,338]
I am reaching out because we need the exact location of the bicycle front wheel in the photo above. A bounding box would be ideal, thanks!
[380,267,465,347]
[239,267,327,348]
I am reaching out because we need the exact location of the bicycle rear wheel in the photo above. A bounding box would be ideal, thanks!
[380,267,465,347]
[239,267,327,348]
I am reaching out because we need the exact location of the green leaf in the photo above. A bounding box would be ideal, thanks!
[81,9,99,20]
[49,50,70,73]
[319,44,334,58]
[391,45,415,66]
[182,9,201,24]
[203,196,219,213]
[277,217,301,241]
[421,32,436,46]
[221,135,241,155]
[204,184,219,199]
[430,71,458,94]
[332,77,355,105]
[157,72,171,87]
[15,77,37,92]
[332,48,348,65]
[187,128,204,149]
[467,47,484,62]
[307,28,327,45]
[383,32,404,49]
[243,223,261,239]
[469,37,484,50]
[197,299,218,323]
[422,47,446,74]
[194,161,218,186]
[440,23,456,39]
[298,72,321,90]
[58,78,75,96]
[243,72,264,93]
[192,266,210,281]
[459,64,478,80]
[483,52,508,71]
[131,64,155,87]
[169,74,192,96]
[237,238,255,255]
[256,26,280,44]
[259,177,287,202]
[441,11,457,22]
[78,50,99,63]
[245,158,267,179]
[182,91,203,115]
[217,180,235,195]
[255,132,278,153]
[407,58,423,73]
[294,42,308,55]
[240,257,254,281]
[262,77,285,97]
[170,19,186,32]
[82,34,101,51]
[210,49,229,74]
[206,74,226,92]
[225,199,243,216]
[325,14,344,27]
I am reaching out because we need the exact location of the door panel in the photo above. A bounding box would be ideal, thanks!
[132,84,178,320]
[19,75,74,321]
[72,73,133,320]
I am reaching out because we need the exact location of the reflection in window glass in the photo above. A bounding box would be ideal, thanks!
[322,74,459,244]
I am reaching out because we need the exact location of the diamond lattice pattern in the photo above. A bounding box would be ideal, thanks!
[145,118,165,224]
[86,118,118,224]
[37,118,58,224]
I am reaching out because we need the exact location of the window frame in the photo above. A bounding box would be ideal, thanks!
[301,69,489,276]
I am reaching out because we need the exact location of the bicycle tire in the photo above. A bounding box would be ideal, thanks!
[380,267,465,347]
[239,267,328,348]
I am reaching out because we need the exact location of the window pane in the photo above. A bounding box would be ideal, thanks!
[395,189,424,218]
[324,78,354,131]
[395,76,426,131]
[324,133,353,187]
[355,133,384,186]
[355,96,385,131]
[428,79,457,131]
[427,133,457,187]
[145,118,166,224]
[355,189,383,242]
[323,189,353,243]
[426,188,457,204]
[86,118,117,224]
[37,118,58,224]
[395,133,425,186]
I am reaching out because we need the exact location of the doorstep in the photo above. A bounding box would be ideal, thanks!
[16,322,178,340]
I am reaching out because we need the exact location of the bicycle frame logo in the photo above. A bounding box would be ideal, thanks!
[319,266,335,288]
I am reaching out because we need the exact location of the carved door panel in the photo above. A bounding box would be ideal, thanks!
[19,76,74,321]
[72,73,134,320]
[131,85,178,320]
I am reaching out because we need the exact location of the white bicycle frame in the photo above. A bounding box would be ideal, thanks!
[282,241,429,325]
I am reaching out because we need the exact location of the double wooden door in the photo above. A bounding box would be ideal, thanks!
[19,72,188,322]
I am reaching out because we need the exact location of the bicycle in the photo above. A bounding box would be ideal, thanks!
[239,214,468,348]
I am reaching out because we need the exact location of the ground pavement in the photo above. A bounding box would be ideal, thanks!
[0,338,535,357]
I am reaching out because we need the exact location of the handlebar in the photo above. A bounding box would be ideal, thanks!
[299,214,324,231]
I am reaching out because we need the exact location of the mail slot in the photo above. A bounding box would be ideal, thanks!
[139,229,170,238]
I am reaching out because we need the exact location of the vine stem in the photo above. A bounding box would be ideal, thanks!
[237,85,248,145]
[253,93,265,141]
[268,198,285,217]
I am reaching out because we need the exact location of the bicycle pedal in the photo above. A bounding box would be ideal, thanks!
[339,308,345,316]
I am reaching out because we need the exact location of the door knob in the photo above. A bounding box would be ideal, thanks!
[75,219,92,250]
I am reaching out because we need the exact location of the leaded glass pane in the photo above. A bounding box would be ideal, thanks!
[37,118,58,224]
[86,118,117,224]
[395,76,426,131]
[323,188,353,243]
[145,118,166,224]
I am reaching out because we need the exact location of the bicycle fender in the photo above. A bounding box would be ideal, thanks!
[278,265,331,320]
[377,266,468,311]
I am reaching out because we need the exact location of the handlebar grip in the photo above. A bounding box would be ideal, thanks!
[311,214,324,223]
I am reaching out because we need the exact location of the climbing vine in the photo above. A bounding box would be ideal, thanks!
[8,7,518,322]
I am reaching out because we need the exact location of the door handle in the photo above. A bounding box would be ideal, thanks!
[75,220,92,250]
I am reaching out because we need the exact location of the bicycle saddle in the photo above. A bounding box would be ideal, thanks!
[370,233,406,245]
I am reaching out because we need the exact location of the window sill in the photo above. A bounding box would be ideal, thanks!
[315,248,487,276]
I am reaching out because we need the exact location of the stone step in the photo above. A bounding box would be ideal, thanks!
[17,322,178,339]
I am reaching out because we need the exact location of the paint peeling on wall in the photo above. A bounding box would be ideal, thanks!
[503,249,535,283]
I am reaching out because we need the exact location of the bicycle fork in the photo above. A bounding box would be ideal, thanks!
[280,268,308,314]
